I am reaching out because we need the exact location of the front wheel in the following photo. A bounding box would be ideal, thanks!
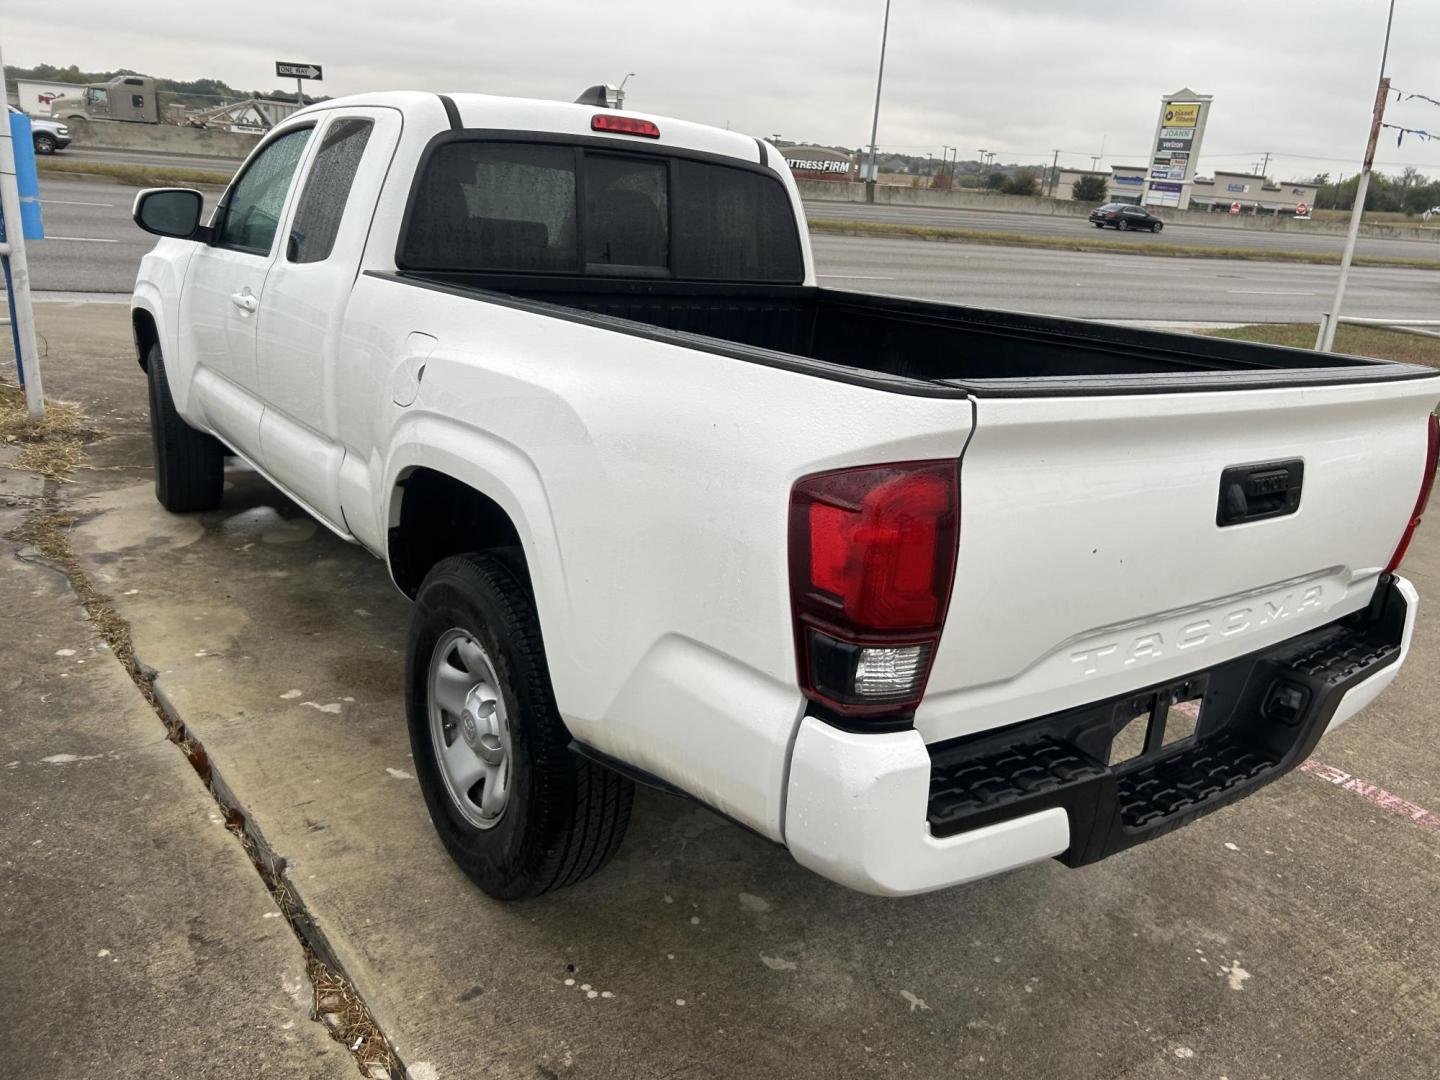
[406,554,633,899]
[33,133,56,156]
[146,343,225,512]
[1151,222,1163,233]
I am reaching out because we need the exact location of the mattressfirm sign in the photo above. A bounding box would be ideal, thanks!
[276,61,323,80]
[1163,101,1201,127]
[782,147,855,182]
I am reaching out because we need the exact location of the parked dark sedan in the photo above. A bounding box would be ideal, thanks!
[1089,203,1164,233]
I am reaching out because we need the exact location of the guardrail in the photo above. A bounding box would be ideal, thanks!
[1314,315,1440,349]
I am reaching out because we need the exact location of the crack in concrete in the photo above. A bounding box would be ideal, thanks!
[9,473,405,1080]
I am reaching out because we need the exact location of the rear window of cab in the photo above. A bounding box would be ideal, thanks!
[398,139,804,284]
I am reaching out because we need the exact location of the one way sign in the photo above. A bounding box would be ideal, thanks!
[275,61,323,80]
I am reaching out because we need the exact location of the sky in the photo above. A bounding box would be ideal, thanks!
[4,0,1439,180]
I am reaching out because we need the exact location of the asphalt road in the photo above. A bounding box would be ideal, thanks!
[805,199,1440,261]
[25,175,1440,325]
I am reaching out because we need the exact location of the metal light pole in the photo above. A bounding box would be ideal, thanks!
[1049,149,1060,196]
[864,0,893,191]
[1318,0,1396,352]
[0,41,44,417]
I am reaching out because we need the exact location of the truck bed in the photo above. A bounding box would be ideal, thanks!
[386,271,1437,396]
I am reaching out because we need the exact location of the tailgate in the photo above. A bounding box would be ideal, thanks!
[915,375,1440,744]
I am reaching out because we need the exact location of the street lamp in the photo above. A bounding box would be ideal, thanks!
[864,0,892,187]
[616,72,635,108]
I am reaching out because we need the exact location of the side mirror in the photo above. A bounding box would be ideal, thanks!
[133,188,207,240]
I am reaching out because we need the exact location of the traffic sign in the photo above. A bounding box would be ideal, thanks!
[1295,202,1310,218]
[276,61,322,80]
[1229,201,1242,214]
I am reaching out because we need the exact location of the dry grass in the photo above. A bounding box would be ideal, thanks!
[36,156,233,189]
[807,217,1440,271]
[0,381,96,481]
[1202,324,1440,368]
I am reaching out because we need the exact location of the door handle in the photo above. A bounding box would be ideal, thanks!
[230,290,258,314]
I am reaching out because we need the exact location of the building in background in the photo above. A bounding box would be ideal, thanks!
[1052,168,1110,201]
[1189,173,1318,215]
[780,145,855,183]
[1144,89,1212,210]
[1107,165,1149,205]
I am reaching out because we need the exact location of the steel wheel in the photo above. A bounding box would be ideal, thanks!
[428,627,513,829]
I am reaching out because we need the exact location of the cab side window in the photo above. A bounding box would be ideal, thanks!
[217,127,313,256]
[287,118,374,263]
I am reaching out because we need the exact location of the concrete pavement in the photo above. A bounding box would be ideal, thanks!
[0,453,350,1079]
[9,301,1440,1078]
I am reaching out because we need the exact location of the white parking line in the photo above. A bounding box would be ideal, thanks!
[1225,289,1316,296]
[43,236,119,243]
[41,199,114,207]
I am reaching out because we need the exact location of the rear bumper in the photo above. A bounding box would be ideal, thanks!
[784,576,1416,896]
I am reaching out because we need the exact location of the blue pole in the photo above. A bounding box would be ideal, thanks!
[0,209,24,385]
[8,113,45,240]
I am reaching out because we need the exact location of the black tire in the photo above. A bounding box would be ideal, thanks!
[1116,218,1130,231]
[33,133,56,156]
[1151,222,1163,233]
[406,554,633,899]
[1093,222,1106,229]
[145,343,225,512]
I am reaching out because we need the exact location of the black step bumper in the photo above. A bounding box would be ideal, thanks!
[926,578,1410,867]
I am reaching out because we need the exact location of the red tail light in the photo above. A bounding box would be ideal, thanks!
[1385,413,1439,574]
[789,461,959,719]
[591,114,660,138]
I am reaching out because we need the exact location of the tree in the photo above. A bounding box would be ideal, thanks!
[1071,174,1108,203]
[982,171,1007,190]
[1001,169,1038,197]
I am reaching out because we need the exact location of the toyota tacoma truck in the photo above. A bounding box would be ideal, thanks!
[129,92,1440,899]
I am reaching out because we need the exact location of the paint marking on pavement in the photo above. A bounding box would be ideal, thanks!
[817,274,896,280]
[1300,759,1440,833]
[43,236,119,243]
[41,199,114,207]
[1225,289,1316,296]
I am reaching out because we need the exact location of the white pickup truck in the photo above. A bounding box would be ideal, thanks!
[130,92,1439,899]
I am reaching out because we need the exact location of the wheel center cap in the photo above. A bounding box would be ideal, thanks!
[460,711,479,747]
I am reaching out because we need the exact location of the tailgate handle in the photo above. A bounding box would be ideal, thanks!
[1217,459,1304,526]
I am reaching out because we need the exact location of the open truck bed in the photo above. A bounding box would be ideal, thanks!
[385,272,1438,396]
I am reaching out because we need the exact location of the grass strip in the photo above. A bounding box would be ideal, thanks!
[37,156,233,188]
[1201,323,1440,368]
[807,218,1440,271]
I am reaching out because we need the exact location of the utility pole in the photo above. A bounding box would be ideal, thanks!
[978,148,989,174]
[864,0,893,193]
[1318,0,1395,352]
[0,41,44,417]
[940,145,950,188]
[1260,151,1271,179]
[1049,149,1060,196]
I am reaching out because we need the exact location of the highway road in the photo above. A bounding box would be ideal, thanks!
[24,176,1440,325]
[804,199,1440,262]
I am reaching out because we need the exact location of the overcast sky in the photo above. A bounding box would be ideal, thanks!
[5,0,1439,179]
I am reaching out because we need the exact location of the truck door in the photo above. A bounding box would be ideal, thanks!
[177,124,313,462]
[254,107,402,532]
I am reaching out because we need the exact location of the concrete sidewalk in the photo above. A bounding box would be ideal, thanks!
[0,457,350,1077]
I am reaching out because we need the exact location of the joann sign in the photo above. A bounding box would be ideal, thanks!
[782,146,855,183]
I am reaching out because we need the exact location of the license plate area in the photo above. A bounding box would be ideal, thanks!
[1106,676,1208,769]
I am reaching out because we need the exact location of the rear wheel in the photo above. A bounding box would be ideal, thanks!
[145,343,225,512]
[406,554,633,899]
[33,133,56,156]
[1093,222,1106,229]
